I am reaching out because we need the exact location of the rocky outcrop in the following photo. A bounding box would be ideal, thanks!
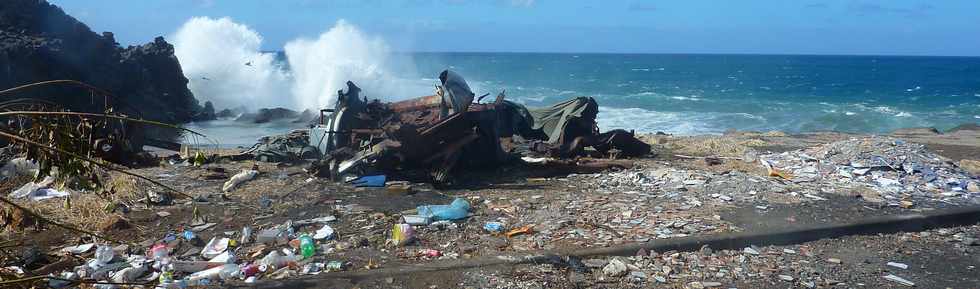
[236,107,300,124]
[0,0,206,124]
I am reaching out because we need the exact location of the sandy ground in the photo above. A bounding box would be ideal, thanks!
[1,127,979,288]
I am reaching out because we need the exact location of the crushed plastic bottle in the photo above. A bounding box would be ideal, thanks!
[94,245,115,265]
[240,226,253,244]
[299,234,315,259]
[184,264,240,285]
[258,250,298,270]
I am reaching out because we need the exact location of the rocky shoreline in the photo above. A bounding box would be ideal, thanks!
[0,0,210,124]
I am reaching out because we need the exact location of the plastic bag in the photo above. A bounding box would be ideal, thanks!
[416,198,470,221]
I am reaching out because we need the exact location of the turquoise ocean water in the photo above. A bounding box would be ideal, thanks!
[187,53,980,146]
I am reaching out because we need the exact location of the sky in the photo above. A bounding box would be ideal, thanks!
[52,0,980,56]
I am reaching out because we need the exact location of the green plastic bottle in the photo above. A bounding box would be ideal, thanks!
[299,234,315,259]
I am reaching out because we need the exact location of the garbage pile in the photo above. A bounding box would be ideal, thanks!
[21,196,479,288]
[762,136,980,206]
[301,70,650,183]
[38,216,340,287]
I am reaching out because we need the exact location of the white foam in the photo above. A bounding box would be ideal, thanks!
[173,17,289,110]
[597,107,723,135]
[173,17,430,111]
[670,96,702,101]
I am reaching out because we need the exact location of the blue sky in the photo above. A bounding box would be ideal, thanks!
[53,0,980,56]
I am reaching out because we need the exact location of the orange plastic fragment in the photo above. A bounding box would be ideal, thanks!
[505,225,533,238]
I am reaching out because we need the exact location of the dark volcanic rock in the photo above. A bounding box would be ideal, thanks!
[215,107,242,119]
[0,0,202,124]
[194,101,217,121]
[293,109,316,124]
[236,107,299,124]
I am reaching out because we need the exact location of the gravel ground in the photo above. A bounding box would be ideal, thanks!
[2,131,980,288]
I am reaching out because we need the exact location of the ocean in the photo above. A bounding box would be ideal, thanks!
[185,52,980,146]
[406,53,980,134]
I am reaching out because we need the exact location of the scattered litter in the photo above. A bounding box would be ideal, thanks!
[223,169,258,192]
[887,262,909,269]
[883,274,915,286]
[417,198,471,221]
[313,225,335,240]
[61,243,95,254]
[483,222,505,233]
[350,175,386,187]
[201,237,230,259]
[392,223,415,246]
[402,215,431,225]
[602,258,629,277]
[505,225,533,238]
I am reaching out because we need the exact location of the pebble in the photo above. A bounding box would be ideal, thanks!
[701,281,723,287]
[583,259,607,268]
[743,247,760,255]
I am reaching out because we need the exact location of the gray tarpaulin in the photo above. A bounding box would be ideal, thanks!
[526,97,598,144]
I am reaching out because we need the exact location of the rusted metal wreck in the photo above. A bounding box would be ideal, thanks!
[309,70,650,183]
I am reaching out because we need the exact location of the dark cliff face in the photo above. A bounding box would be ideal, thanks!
[0,0,203,124]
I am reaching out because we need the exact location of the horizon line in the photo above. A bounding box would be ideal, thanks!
[259,49,980,58]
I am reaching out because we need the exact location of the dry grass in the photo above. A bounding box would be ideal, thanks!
[960,159,980,176]
[3,173,143,232]
[659,136,769,157]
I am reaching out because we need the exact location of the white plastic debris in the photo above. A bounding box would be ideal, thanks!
[200,237,230,259]
[883,274,915,286]
[9,176,66,201]
[0,157,38,179]
[61,243,96,254]
[94,245,115,265]
[313,224,335,240]
[111,259,148,283]
[602,258,629,277]
[887,262,909,269]
[294,215,337,226]
[223,169,258,192]
[743,247,760,255]
[521,157,551,163]
[208,251,236,263]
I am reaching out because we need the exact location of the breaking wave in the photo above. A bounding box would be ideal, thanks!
[173,17,428,111]
[173,17,288,110]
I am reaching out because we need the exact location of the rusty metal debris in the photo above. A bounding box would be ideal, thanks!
[306,70,651,183]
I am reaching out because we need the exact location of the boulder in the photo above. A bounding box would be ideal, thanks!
[236,107,299,123]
